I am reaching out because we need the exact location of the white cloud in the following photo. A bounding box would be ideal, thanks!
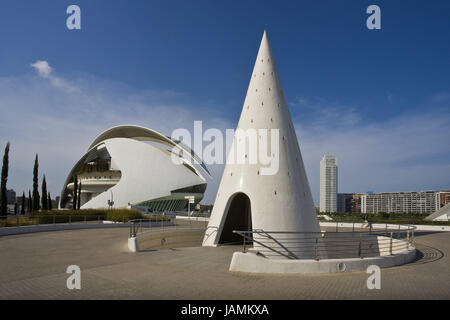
[30,60,52,78]
[30,60,79,93]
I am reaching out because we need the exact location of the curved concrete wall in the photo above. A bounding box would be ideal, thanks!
[229,236,416,274]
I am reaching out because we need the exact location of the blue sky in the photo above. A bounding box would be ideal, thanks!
[0,0,449,204]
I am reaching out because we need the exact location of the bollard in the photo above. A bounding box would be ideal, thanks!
[358,233,362,258]
[336,222,338,232]
[407,230,410,248]
[53,215,55,225]
[130,222,135,238]
[390,232,393,255]
[352,222,355,233]
[243,235,246,253]
[314,237,319,261]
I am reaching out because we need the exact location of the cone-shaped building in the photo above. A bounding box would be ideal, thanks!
[202,31,320,258]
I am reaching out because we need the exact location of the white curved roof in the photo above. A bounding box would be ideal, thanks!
[425,203,450,221]
[88,125,210,176]
[59,125,209,209]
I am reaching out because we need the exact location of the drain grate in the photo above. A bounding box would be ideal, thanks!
[408,243,444,265]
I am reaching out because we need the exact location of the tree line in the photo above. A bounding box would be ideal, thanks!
[0,142,55,215]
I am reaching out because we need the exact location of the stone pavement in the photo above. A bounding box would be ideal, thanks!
[0,226,449,299]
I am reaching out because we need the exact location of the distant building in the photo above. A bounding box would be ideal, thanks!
[435,191,450,210]
[6,189,16,204]
[350,194,363,213]
[361,191,439,214]
[320,155,337,213]
[337,193,363,214]
[6,204,15,214]
[337,193,349,213]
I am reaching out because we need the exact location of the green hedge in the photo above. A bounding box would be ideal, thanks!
[0,209,171,227]
[0,209,170,228]
[30,209,146,223]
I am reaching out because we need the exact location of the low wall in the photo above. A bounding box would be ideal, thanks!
[230,235,416,274]
[230,246,416,274]
[175,216,210,222]
[319,221,450,232]
[0,220,173,237]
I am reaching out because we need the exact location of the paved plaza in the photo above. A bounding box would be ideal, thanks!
[0,224,449,299]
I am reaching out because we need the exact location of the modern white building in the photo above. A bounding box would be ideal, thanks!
[320,155,337,213]
[425,203,450,221]
[59,125,209,211]
[202,31,321,258]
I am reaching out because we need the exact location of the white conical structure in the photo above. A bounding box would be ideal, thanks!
[203,31,321,258]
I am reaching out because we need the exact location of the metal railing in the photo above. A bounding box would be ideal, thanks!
[233,224,416,260]
[129,216,208,238]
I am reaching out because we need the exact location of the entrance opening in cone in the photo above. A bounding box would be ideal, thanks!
[218,192,252,244]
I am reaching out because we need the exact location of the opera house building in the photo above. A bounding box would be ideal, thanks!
[58,125,209,211]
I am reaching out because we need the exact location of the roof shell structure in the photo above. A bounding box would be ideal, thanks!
[59,125,208,209]
[425,203,450,221]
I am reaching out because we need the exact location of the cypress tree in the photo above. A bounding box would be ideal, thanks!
[48,192,52,210]
[77,180,82,210]
[21,192,25,214]
[72,175,78,210]
[32,154,40,211]
[41,175,48,210]
[28,190,32,213]
[0,142,10,216]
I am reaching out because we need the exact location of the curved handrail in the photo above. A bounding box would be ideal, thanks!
[233,224,416,261]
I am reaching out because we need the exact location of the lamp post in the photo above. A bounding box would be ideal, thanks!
[107,190,114,210]
[184,196,195,217]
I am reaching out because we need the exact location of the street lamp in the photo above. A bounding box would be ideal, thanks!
[184,195,195,216]
[107,190,114,209]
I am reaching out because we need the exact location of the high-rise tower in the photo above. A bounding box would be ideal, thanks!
[320,155,338,213]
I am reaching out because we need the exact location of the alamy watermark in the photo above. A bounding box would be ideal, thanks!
[66,265,81,290]
[65,4,380,31]
[170,121,280,175]
[366,265,381,290]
